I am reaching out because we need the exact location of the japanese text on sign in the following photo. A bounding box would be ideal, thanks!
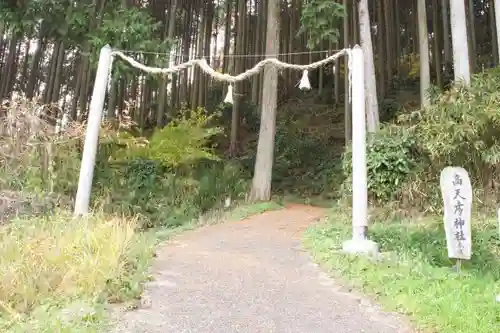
[439,167,472,260]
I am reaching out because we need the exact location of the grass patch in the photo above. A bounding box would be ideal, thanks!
[303,208,500,333]
[0,211,156,333]
[227,201,284,220]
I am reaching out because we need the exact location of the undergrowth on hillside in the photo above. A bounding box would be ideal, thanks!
[0,99,248,227]
[237,97,345,198]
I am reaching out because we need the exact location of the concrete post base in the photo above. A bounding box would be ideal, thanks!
[342,239,379,256]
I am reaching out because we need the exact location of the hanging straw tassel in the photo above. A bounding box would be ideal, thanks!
[224,84,234,104]
[298,69,311,90]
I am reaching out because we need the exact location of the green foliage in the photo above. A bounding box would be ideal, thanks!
[95,158,248,228]
[342,125,419,202]
[379,98,402,123]
[299,0,345,50]
[92,5,173,70]
[2,100,247,229]
[0,0,175,81]
[93,106,247,228]
[114,107,223,168]
[341,67,500,211]
[400,70,500,176]
[273,125,340,195]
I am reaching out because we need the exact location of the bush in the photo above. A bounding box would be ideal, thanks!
[379,98,402,122]
[115,107,224,167]
[95,158,248,228]
[273,125,341,195]
[0,212,154,331]
[95,106,248,228]
[343,67,500,211]
[0,99,247,228]
[342,125,419,203]
[401,70,500,181]
[399,67,500,209]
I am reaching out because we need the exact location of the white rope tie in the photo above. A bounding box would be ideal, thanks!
[109,48,351,104]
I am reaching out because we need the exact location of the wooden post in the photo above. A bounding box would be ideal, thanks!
[342,45,378,256]
[74,45,112,215]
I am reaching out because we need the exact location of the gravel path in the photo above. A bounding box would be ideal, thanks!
[113,205,413,333]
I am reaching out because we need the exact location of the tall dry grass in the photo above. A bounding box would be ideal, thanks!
[0,96,135,222]
[0,212,137,314]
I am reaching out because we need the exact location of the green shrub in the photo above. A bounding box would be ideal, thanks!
[273,125,341,195]
[2,100,247,227]
[95,158,248,228]
[379,98,402,122]
[342,67,500,211]
[400,70,500,183]
[113,106,223,167]
[94,106,248,228]
[342,125,419,202]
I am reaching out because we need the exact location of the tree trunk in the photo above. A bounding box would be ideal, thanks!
[229,0,247,155]
[432,0,443,88]
[449,0,471,85]
[156,0,178,127]
[489,0,498,65]
[376,0,386,98]
[493,0,500,64]
[418,0,430,107]
[358,0,379,132]
[466,0,476,72]
[249,0,280,201]
[0,33,19,99]
[383,0,392,90]
[27,27,46,99]
[441,0,452,64]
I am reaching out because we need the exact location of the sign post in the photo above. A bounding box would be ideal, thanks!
[439,166,472,271]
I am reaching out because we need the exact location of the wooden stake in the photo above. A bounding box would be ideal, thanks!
[455,258,462,273]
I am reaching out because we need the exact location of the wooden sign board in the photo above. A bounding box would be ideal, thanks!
[439,167,472,260]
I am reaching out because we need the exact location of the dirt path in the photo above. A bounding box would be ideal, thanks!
[113,205,413,333]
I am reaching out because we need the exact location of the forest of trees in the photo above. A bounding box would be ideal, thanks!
[1,0,500,202]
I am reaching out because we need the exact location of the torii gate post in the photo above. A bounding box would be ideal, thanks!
[342,45,379,256]
[74,44,112,215]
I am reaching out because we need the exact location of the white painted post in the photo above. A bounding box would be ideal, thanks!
[342,45,378,256]
[74,45,113,215]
